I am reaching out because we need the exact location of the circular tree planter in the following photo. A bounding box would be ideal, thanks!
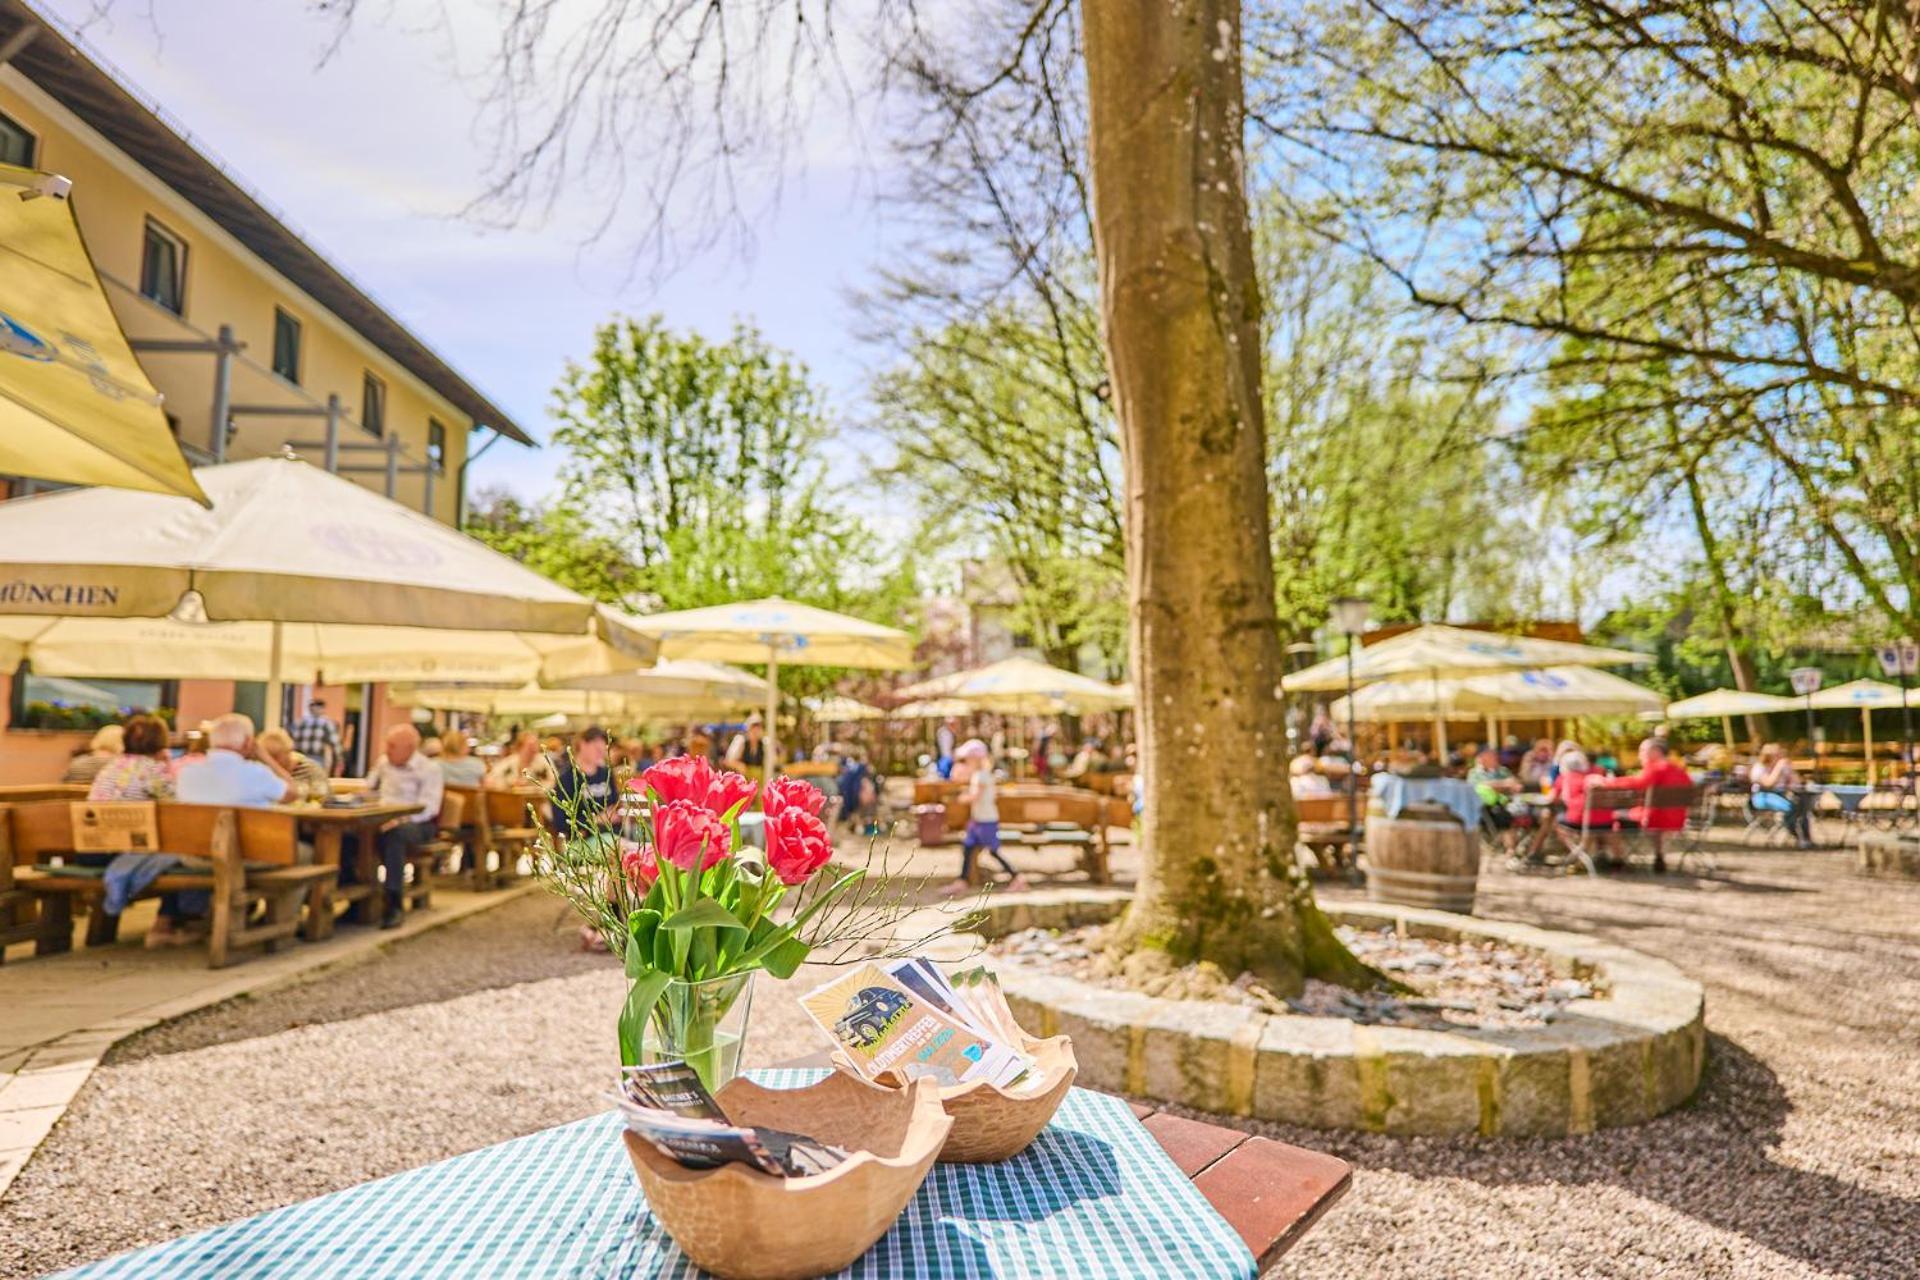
[948,889,1705,1138]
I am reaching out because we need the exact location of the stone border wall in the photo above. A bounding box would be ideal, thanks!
[952,889,1705,1138]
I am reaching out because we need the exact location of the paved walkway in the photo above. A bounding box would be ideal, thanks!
[0,885,536,1197]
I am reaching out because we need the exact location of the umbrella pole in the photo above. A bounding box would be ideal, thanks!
[1864,708,1874,784]
[1722,715,1734,752]
[764,645,779,786]
[265,620,285,732]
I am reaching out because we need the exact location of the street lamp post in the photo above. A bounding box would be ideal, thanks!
[1332,596,1372,854]
[1789,666,1824,783]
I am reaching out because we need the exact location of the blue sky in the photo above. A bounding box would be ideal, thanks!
[45,0,899,502]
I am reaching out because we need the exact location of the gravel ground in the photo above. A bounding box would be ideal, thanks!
[5,846,1917,1278]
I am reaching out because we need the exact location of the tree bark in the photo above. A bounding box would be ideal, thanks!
[1081,0,1369,993]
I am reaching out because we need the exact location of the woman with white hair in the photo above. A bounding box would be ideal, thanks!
[62,723,124,785]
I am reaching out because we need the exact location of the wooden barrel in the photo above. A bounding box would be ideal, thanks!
[1363,799,1479,913]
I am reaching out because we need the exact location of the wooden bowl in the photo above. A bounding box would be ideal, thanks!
[835,1033,1078,1163]
[620,1072,951,1280]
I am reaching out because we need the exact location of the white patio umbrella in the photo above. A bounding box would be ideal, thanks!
[945,656,1132,715]
[806,695,888,723]
[628,597,914,781]
[890,698,977,720]
[396,660,770,721]
[1665,688,1798,752]
[0,455,655,727]
[1288,624,1650,754]
[1806,679,1910,782]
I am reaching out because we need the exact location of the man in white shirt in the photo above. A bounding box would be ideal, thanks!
[160,713,297,945]
[357,723,444,929]
[176,713,298,808]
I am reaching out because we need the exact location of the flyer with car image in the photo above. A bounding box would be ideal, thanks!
[801,964,1023,1088]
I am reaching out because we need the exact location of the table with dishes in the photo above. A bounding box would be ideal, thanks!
[272,796,427,936]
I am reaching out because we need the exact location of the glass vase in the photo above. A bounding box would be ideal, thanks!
[630,972,755,1093]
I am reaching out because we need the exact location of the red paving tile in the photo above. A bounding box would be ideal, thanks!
[1141,1110,1248,1177]
[1191,1136,1353,1265]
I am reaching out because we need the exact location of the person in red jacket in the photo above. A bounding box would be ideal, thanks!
[1608,738,1693,872]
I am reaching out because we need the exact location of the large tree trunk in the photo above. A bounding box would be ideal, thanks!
[1081,0,1370,994]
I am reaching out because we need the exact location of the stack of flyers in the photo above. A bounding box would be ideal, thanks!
[801,959,1035,1091]
[610,1061,849,1178]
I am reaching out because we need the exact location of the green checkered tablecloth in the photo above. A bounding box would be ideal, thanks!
[56,1071,1256,1279]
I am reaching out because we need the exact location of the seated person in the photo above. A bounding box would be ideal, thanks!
[1524,749,1603,862]
[550,725,616,841]
[437,730,487,788]
[1606,738,1693,872]
[486,731,558,790]
[354,724,444,929]
[63,724,123,785]
[1749,742,1812,848]
[1289,754,1333,798]
[258,727,331,803]
[1468,747,1523,853]
[171,713,298,945]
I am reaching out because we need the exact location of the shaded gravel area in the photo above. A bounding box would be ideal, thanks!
[5,846,1916,1279]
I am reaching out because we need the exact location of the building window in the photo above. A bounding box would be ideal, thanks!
[427,419,446,471]
[361,372,386,437]
[139,219,187,315]
[0,110,36,167]
[271,308,302,384]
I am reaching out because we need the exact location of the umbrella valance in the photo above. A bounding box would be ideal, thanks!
[945,656,1132,715]
[807,695,887,722]
[1284,624,1649,694]
[1803,678,1910,710]
[1664,689,1799,719]
[1333,666,1663,722]
[0,163,206,504]
[629,598,912,669]
[629,597,913,780]
[0,612,649,686]
[891,698,976,720]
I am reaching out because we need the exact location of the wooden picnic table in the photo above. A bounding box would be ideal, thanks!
[273,799,423,936]
[780,1051,1350,1267]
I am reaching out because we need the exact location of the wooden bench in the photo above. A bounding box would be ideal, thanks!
[449,786,548,891]
[3,801,336,967]
[957,786,1115,885]
[1562,783,1704,873]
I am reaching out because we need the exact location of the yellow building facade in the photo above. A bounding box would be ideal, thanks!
[0,6,533,777]
[0,7,530,526]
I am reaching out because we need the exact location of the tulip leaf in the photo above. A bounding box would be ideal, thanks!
[662,898,746,932]
[760,934,812,980]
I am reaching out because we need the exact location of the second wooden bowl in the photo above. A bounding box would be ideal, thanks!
[621,1071,951,1280]
[836,1033,1078,1163]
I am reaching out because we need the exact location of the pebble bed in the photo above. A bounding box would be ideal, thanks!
[989,922,1600,1030]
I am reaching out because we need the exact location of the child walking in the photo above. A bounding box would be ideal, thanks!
[941,739,1028,896]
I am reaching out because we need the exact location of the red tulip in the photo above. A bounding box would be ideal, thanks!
[653,799,732,872]
[763,775,827,820]
[705,769,758,817]
[619,840,659,891]
[636,755,715,806]
[766,807,833,885]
